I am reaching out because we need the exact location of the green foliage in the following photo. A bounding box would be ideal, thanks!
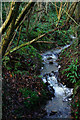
[17,45,42,68]
[10,2,74,52]
[3,45,42,76]
[2,3,11,22]
[72,98,80,119]
[25,6,72,50]
[20,88,39,108]
[2,56,12,70]
[62,59,79,83]
[19,84,49,109]
[71,80,80,119]
[38,75,43,78]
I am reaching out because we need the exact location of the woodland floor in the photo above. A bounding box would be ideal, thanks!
[2,53,52,120]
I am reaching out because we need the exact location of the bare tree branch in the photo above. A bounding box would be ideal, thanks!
[5,22,70,56]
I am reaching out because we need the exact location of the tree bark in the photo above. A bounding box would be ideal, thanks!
[66,2,78,23]
[2,2,35,57]
[75,2,80,23]
[0,2,17,34]
[2,3,20,56]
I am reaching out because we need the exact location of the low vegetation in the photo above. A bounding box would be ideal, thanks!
[59,36,80,119]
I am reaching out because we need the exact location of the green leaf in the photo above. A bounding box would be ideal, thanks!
[74,72,78,77]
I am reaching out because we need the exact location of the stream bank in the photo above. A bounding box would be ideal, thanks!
[58,37,80,120]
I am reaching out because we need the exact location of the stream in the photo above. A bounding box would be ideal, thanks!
[40,43,74,119]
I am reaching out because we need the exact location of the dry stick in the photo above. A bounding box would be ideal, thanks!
[31,9,44,15]
[36,41,55,44]
[56,3,67,27]
[58,2,62,20]
[17,25,22,46]
[66,2,69,12]
[5,24,20,54]
[55,2,59,18]
[67,2,74,15]
[56,2,63,27]
[46,2,48,14]
[5,22,71,56]
[26,7,33,35]
[66,2,78,24]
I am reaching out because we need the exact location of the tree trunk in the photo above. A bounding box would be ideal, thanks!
[2,2,35,57]
[66,2,78,23]
[0,2,17,34]
[15,2,35,29]
[2,3,20,57]
[75,2,80,23]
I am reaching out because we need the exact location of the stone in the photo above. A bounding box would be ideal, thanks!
[49,61,53,64]
[47,57,53,60]
[47,86,55,95]
[49,73,53,77]
[43,73,48,77]
[49,110,57,116]
[51,71,55,74]
[54,72,59,79]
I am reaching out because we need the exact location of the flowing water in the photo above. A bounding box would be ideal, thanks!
[40,44,73,119]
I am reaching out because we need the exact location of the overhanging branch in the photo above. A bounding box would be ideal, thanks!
[5,22,71,56]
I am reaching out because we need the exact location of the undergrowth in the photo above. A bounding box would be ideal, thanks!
[59,38,80,120]
[2,45,42,75]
